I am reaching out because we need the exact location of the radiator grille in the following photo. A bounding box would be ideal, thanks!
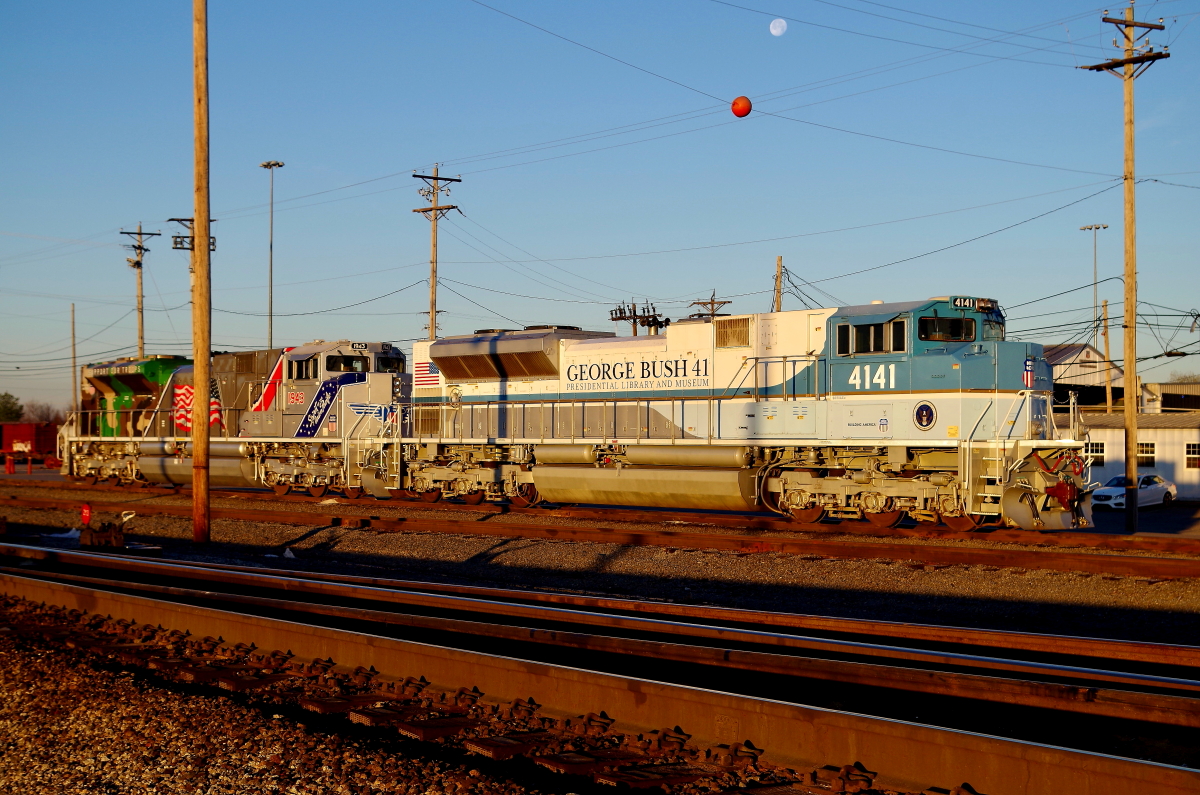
[714,317,751,348]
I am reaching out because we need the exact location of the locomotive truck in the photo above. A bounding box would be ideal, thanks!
[60,296,1092,530]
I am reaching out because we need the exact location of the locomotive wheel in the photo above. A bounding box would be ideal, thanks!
[789,506,826,524]
[419,488,443,503]
[461,490,486,505]
[343,487,364,500]
[272,483,291,497]
[760,488,784,515]
[308,485,329,499]
[509,484,540,508]
[942,514,984,532]
[82,476,98,486]
[864,510,905,528]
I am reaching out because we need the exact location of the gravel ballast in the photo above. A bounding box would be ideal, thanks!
[1,483,1198,643]
[0,627,537,795]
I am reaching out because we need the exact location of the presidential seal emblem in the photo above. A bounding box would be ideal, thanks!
[914,401,937,431]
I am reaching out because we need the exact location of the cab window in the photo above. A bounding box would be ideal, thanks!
[982,318,1006,341]
[918,316,976,342]
[326,355,370,373]
[837,319,906,355]
[855,323,885,353]
[287,358,318,380]
[376,356,404,373]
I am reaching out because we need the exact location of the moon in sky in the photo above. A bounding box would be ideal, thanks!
[769,18,787,36]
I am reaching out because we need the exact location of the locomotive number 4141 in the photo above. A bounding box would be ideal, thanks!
[848,363,896,390]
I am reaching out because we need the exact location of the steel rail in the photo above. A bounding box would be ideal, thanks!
[5,541,1192,670]
[15,564,1200,729]
[142,551,1200,668]
[4,543,1199,706]
[3,572,1198,794]
[8,477,1200,555]
[5,494,1200,579]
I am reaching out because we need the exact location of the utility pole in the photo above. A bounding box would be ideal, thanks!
[121,224,162,359]
[191,0,212,544]
[1081,4,1169,533]
[774,256,783,313]
[70,303,77,424]
[610,300,668,336]
[1080,224,1108,350]
[1102,299,1114,414]
[260,161,284,349]
[412,166,461,341]
[689,291,732,319]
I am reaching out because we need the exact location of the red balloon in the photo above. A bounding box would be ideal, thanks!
[731,96,752,117]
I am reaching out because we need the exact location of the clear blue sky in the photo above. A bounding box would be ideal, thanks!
[2,0,1198,404]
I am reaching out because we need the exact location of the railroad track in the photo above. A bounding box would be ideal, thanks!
[9,475,1200,557]
[4,489,1200,579]
[1,545,1198,794]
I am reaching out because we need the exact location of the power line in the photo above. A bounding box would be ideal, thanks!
[438,220,614,302]
[829,0,1109,51]
[212,279,426,317]
[429,180,1122,266]
[1004,276,1125,310]
[154,11,1127,224]
[802,183,1123,285]
[707,0,1085,66]
[456,213,637,295]
[439,281,524,326]
[466,0,726,102]
[1145,178,1200,189]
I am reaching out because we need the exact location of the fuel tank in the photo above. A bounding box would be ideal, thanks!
[138,456,257,488]
[532,465,757,511]
[624,445,752,468]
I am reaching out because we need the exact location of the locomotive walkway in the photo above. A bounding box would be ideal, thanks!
[2,546,1199,794]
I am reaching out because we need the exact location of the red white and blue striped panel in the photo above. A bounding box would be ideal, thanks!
[251,347,295,412]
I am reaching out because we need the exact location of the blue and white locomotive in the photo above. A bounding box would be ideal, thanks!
[60,296,1091,530]
[404,296,1089,530]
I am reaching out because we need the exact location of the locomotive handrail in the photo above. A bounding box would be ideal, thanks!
[715,354,821,401]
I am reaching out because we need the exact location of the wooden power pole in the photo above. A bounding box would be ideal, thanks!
[192,0,212,544]
[774,256,784,313]
[1081,4,1169,533]
[70,303,77,422]
[1102,299,1114,415]
[412,167,461,341]
[121,223,161,359]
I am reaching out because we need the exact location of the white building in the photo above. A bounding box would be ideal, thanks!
[1044,343,1125,389]
[1061,413,1200,500]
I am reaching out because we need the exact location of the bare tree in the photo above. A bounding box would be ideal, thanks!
[1168,371,1200,384]
[23,401,66,424]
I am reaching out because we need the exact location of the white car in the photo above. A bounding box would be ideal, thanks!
[1090,474,1178,509]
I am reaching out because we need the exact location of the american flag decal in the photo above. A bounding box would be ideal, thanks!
[173,379,224,431]
[1022,357,1036,389]
[414,361,441,386]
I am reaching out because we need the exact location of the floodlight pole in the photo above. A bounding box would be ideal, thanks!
[1080,224,1108,351]
[260,161,284,349]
